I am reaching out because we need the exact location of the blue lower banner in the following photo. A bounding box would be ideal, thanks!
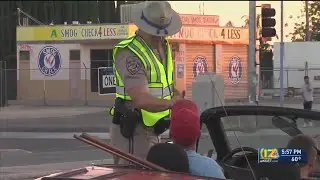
[258,148,307,163]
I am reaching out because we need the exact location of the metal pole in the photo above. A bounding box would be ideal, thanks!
[81,62,88,105]
[305,1,310,41]
[280,1,284,106]
[0,60,3,107]
[248,1,257,103]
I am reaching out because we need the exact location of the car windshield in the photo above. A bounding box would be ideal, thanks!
[222,115,318,151]
[197,114,319,158]
[219,113,319,177]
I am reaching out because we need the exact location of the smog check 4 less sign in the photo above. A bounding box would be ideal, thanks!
[16,25,129,41]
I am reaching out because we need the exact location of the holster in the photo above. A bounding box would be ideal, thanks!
[153,119,170,136]
[113,98,141,139]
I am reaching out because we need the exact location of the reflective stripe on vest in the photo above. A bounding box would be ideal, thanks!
[116,84,174,97]
[113,35,174,127]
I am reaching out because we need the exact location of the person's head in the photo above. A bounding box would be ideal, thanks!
[146,143,189,173]
[304,76,310,84]
[286,134,319,178]
[170,99,201,150]
[131,1,182,42]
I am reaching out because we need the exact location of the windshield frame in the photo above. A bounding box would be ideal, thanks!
[200,105,320,161]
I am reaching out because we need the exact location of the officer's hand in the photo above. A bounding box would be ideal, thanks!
[168,91,185,109]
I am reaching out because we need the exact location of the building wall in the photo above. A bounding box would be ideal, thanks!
[167,43,249,101]
[17,41,119,105]
[185,44,215,99]
[220,44,248,100]
[17,43,78,103]
[173,43,187,95]
[273,42,320,88]
[16,41,249,105]
[80,42,119,102]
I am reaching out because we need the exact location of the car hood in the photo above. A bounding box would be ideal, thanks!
[34,165,225,180]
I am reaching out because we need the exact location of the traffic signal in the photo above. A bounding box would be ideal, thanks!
[261,6,276,38]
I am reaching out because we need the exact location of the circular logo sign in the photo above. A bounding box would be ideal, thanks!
[228,56,242,84]
[193,56,208,77]
[38,46,62,77]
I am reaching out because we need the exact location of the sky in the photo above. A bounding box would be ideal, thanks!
[169,1,305,42]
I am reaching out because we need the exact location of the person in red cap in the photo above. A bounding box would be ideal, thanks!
[170,99,226,179]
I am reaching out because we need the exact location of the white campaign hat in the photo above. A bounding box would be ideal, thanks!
[131,1,182,37]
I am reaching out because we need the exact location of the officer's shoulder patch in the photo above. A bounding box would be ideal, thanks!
[126,56,142,75]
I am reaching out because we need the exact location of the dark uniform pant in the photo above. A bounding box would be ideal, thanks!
[110,123,160,164]
[303,101,313,124]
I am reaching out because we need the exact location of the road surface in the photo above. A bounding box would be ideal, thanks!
[1,128,319,179]
[1,101,320,179]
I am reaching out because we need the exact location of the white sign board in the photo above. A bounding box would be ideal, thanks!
[29,44,70,80]
[98,67,115,95]
[102,75,115,88]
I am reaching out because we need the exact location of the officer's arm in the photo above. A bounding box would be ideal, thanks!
[115,50,172,112]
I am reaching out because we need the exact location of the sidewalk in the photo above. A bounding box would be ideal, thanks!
[0,105,109,132]
[0,105,106,120]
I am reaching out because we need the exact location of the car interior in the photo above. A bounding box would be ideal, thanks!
[200,105,320,180]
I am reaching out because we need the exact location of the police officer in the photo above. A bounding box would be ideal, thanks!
[110,1,183,164]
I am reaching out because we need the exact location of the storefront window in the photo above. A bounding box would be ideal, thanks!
[90,49,113,92]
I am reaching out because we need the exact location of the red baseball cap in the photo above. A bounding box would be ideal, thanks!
[170,99,201,147]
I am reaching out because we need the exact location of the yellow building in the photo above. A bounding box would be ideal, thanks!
[16,20,249,105]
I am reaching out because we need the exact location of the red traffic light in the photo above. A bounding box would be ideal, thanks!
[262,8,276,17]
[262,28,276,38]
[262,18,276,27]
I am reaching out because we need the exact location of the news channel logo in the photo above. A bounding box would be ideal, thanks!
[258,148,306,164]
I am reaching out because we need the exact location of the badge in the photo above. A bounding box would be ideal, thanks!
[126,56,141,75]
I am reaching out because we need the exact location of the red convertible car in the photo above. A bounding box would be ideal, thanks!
[35,106,320,180]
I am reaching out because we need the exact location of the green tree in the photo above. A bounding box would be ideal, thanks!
[77,1,88,24]
[87,1,99,23]
[115,1,126,23]
[53,1,62,24]
[71,1,78,23]
[99,1,115,23]
[288,1,320,42]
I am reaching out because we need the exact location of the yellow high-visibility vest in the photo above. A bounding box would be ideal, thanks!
[111,35,174,127]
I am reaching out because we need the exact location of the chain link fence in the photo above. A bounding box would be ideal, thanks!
[2,67,117,106]
[260,68,320,99]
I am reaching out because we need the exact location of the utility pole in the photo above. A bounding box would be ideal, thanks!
[305,1,310,41]
[248,1,257,103]
[0,60,4,107]
[279,1,284,107]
